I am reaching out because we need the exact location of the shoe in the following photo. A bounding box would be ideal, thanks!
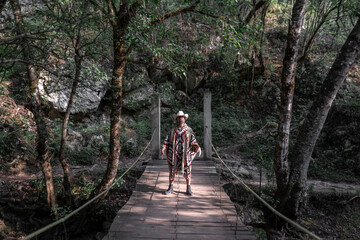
[164,184,173,195]
[186,185,193,196]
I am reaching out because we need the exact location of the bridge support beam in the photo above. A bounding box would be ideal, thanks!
[151,95,161,160]
[204,89,212,159]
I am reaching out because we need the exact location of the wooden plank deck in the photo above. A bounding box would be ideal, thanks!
[103,159,258,240]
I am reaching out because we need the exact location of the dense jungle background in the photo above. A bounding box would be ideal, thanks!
[1,0,360,239]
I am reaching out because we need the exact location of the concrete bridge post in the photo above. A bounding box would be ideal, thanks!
[204,89,212,159]
[151,95,161,160]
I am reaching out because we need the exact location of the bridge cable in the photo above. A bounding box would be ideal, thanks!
[22,131,155,240]
[211,143,322,240]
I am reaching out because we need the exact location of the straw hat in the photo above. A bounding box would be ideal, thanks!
[173,111,188,120]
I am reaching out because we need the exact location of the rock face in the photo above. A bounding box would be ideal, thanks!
[123,85,154,111]
[123,65,150,92]
[66,129,84,151]
[173,66,206,95]
[38,59,109,115]
[158,82,177,106]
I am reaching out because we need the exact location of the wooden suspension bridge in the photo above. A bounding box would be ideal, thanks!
[103,159,258,240]
[102,91,258,239]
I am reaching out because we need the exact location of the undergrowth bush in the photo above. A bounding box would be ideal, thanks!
[212,103,252,146]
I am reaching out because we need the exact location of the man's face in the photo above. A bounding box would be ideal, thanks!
[176,116,185,125]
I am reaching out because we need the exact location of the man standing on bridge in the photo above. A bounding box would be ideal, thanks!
[161,111,201,196]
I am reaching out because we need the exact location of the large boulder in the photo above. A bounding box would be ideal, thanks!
[38,59,110,114]
[123,64,150,92]
[65,129,84,151]
[123,85,154,111]
[148,60,172,84]
[158,82,177,106]
[172,64,207,95]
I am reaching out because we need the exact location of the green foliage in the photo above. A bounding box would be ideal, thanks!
[334,80,360,107]
[47,119,109,165]
[128,118,151,141]
[112,178,125,189]
[212,103,252,146]
[120,134,140,157]
[53,204,71,219]
[0,125,35,164]
[48,119,62,160]
[70,146,100,165]
[0,130,15,160]
[309,155,359,183]
[30,176,64,202]
[257,154,274,181]
[77,177,100,199]
[30,179,46,200]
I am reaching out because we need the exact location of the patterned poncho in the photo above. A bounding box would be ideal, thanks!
[162,124,199,180]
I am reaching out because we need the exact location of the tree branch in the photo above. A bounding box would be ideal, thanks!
[0,16,89,43]
[244,0,267,25]
[299,4,338,62]
[88,0,108,16]
[151,0,201,25]
[0,58,72,78]
[80,28,107,49]
[106,0,117,26]
[192,9,222,19]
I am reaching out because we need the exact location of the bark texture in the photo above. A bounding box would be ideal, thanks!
[285,17,360,219]
[10,0,56,212]
[274,0,307,199]
[58,45,82,206]
[90,1,141,201]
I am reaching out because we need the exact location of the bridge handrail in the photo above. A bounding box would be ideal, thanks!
[22,131,155,240]
[211,143,322,240]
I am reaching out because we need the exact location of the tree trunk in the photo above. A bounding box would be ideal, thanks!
[285,17,360,219]
[88,1,141,204]
[92,31,125,198]
[10,0,57,212]
[274,0,307,200]
[58,47,82,206]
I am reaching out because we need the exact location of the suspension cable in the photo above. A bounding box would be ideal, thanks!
[22,131,155,240]
[211,143,322,240]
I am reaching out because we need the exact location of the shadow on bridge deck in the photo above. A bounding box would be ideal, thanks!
[103,159,258,240]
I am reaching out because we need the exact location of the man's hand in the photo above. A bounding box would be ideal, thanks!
[197,147,201,157]
[191,144,201,157]
[161,146,166,160]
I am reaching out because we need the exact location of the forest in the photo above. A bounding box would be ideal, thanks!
[0,0,360,239]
